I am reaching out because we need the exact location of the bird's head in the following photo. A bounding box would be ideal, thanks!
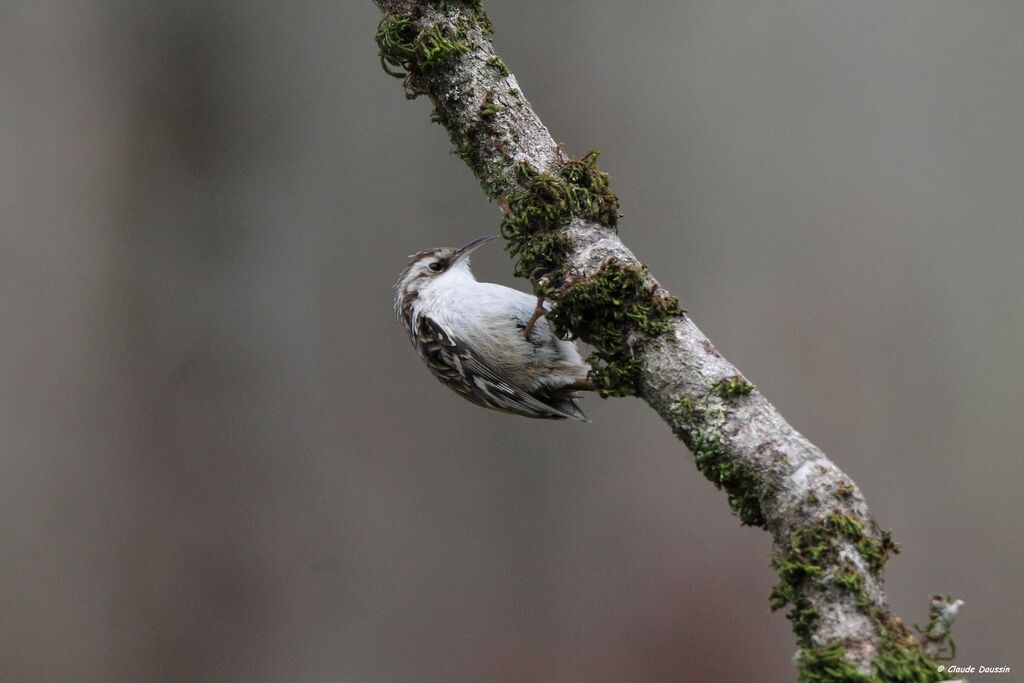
[394,235,496,312]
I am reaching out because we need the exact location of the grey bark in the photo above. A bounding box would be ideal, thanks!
[372,1,959,677]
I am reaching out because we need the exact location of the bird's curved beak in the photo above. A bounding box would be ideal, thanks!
[453,234,497,263]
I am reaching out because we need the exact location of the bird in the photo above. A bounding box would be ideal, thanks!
[394,235,593,421]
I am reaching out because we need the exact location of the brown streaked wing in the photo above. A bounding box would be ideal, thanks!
[415,316,581,420]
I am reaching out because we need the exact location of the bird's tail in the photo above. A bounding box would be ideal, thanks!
[547,397,591,422]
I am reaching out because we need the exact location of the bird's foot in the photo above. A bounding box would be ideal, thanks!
[523,294,547,341]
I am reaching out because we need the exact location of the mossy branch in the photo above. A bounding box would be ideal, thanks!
[371,1,961,679]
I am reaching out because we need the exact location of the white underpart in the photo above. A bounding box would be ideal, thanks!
[411,260,588,392]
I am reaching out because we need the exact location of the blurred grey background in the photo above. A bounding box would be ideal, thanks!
[2,1,1022,681]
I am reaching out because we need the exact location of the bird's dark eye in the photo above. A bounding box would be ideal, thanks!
[427,261,444,272]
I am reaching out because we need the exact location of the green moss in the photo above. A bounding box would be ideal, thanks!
[797,641,868,682]
[770,513,875,644]
[550,260,681,397]
[833,568,865,592]
[797,635,945,683]
[473,4,494,35]
[506,231,570,289]
[768,512,941,681]
[711,376,755,398]
[478,102,502,117]
[486,55,510,76]
[498,156,665,397]
[375,15,417,76]
[836,482,856,500]
[670,389,769,527]
[827,511,865,539]
[414,27,469,67]
[557,151,620,228]
[858,529,899,573]
[872,635,946,683]
[586,356,642,396]
[500,171,588,281]
[770,522,834,641]
[375,14,470,97]
[499,153,621,288]
[376,17,468,73]
[699,451,767,527]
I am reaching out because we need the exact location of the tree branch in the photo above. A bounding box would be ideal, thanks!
[371,2,960,679]
[919,595,963,661]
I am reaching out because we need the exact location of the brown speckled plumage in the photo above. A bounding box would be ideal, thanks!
[394,237,593,421]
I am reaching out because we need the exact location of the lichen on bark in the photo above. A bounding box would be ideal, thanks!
[370,1,961,679]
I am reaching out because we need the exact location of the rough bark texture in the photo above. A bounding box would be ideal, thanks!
[372,2,959,679]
